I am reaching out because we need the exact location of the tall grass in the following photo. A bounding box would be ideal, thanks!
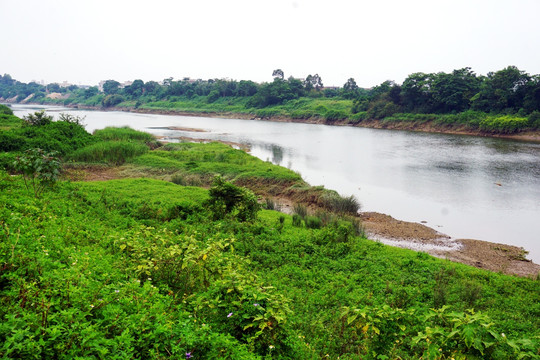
[93,126,155,142]
[68,141,149,165]
[321,192,361,215]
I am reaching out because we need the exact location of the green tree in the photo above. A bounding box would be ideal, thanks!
[342,78,359,99]
[401,73,435,112]
[237,80,258,97]
[124,79,144,97]
[84,86,99,98]
[272,69,284,80]
[143,80,160,95]
[102,80,121,95]
[248,78,298,107]
[430,68,481,113]
[305,74,323,92]
[102,94,125,107]
[471,66,530,112]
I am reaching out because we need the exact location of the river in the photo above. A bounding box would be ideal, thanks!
[10,104,540,263]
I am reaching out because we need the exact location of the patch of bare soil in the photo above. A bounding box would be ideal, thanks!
[360,212,539,278]
[438,239,540,278]
[63,165,124,182]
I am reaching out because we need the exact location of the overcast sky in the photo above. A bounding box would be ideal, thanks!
[1,0,540,88]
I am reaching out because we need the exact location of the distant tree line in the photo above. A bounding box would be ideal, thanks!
[353,66,540,119]
[2,66,540,119]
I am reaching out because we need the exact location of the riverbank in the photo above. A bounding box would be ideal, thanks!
[67,163,539,278]
[9,103,540,275]
[67,104,540,142]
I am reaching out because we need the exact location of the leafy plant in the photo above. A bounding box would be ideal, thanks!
[206,176,260,221]
[22,110,53,126]
[13,148,61,197]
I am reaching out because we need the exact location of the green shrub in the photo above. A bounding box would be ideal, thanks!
[290,110,315,119]
[22,110,53,126]
[102,94,125,107]
[0,113,94,155]
[305,215,322,229]
[479,115,529,133]
[0,131,26,152]
[13,148,61,197]
[0,104,13,115]
[528,110,540,129]
[349,111,367,123]
[291,214,303,227]
[324,109,348,122]
[206,176,260,222]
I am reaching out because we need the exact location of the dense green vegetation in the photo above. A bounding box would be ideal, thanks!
[2,66,540,134]
[1,112,539,358]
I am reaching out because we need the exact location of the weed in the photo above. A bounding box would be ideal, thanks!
[293,203,308,219]
[13,148,61,197]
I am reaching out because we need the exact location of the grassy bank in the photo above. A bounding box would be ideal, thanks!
[1,113,539,358]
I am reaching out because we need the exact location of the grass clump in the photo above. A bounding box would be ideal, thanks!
[94,126,155,142]
[321,192,361,215]
[69,141,149,165]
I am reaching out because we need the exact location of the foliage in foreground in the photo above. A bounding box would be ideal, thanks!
[0,172,538,359]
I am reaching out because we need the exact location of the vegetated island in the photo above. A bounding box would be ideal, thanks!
[1,65,540,140]
[1,105,539,359]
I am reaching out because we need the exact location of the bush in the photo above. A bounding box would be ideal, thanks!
[0,131,26,152]
[102,94,125,107]
[13,148,61,197]
[1,116,94,156]
[206,176,260,222]
[305,215,322,229]
[292,214,303,227]
[324,109,348,122]
[22,110,53,126]
[349,111,367,123]
[479,115,529,133]
[0,104,13,115]
[528,110,540,129]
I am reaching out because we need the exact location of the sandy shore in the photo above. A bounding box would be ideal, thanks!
[360,212,539,278]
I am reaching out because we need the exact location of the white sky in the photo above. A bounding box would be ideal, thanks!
[1,0,540,88]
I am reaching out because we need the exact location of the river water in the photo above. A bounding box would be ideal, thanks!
[10,104,540,263]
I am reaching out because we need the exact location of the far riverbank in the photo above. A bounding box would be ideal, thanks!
[65,103,540,143]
